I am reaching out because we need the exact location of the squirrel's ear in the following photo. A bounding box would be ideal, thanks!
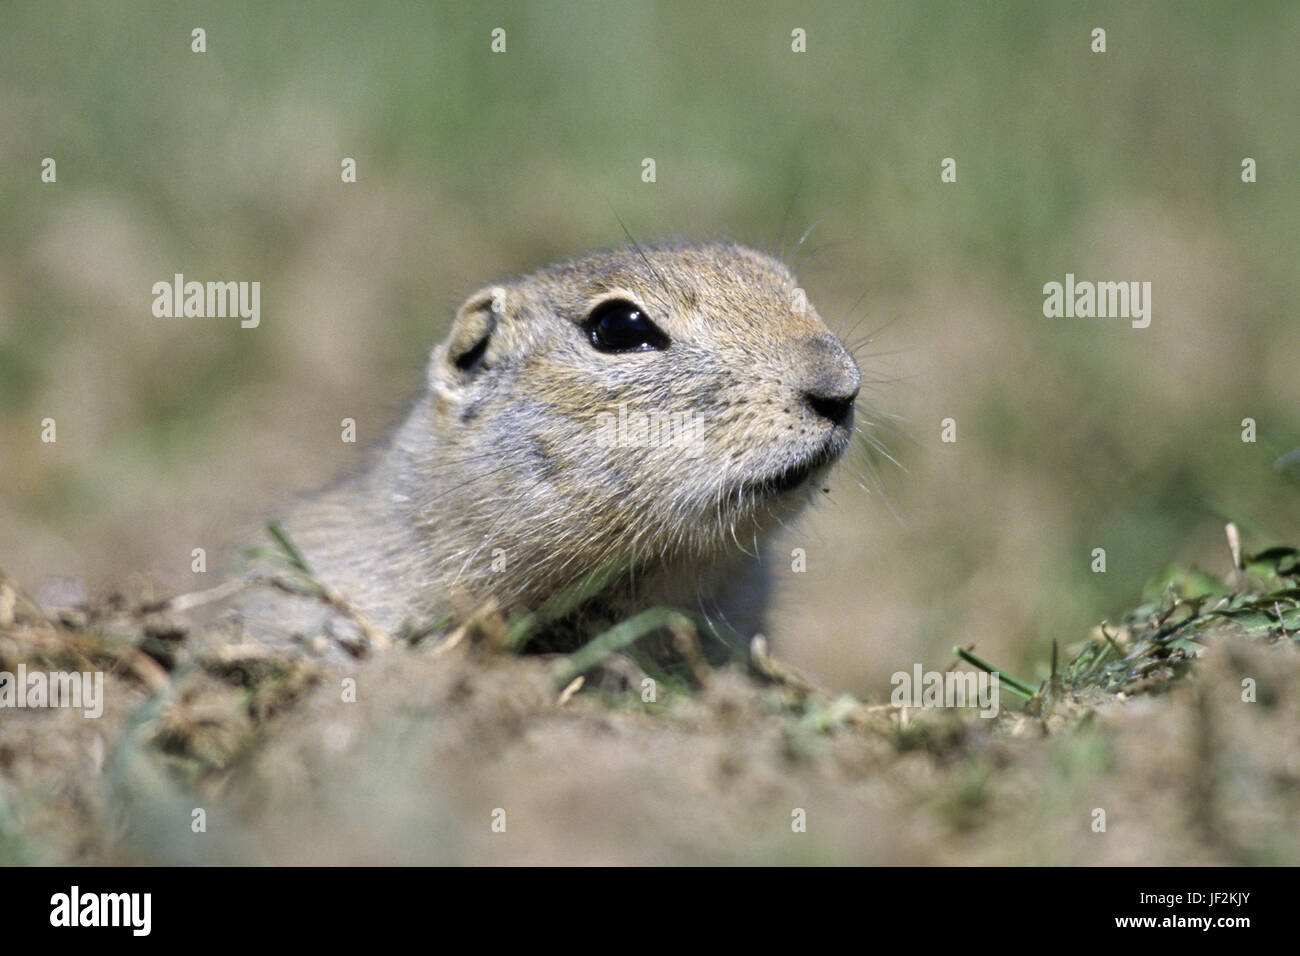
[429,286,507,395]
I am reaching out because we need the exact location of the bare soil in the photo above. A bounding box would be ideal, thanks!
[2,568,1298,867]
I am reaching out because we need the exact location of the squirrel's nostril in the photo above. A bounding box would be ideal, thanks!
[804,390,857,427]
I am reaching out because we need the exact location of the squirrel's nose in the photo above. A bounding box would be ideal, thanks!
[804,389,857,426]
[800,334,860,427]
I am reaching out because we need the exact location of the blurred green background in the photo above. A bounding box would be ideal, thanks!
[1,0,1296,693]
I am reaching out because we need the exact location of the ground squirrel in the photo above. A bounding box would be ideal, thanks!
[234,240,861,656]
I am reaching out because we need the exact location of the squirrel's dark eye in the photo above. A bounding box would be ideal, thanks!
[584,300,669,353]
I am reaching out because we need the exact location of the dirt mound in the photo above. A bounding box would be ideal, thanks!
[1,554,1298,865]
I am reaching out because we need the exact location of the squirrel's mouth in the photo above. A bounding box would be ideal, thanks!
[756,458,819,495]
[743,437,847,498]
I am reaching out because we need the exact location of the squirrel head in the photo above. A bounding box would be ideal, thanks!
[421,241,861,603]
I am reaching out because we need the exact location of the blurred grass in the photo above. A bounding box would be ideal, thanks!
[0,0,1296,692]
